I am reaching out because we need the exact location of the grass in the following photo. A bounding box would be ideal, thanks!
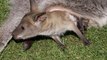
[0,0,107,60]
[1,27,107,60]
[0,0,9,25]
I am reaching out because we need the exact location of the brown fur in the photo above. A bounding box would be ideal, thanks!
[12,0,107,51]
[12,11,90,49]
[13,0,107,50]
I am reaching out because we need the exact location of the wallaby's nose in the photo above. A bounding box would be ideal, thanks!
[12,33,22,40]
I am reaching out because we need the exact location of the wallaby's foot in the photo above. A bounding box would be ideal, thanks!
[23,40,33,51]
[51,36,66,49]
[83,39,91,46]
[58,44,66,51]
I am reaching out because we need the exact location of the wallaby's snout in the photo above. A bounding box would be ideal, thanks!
[12,25,25,39]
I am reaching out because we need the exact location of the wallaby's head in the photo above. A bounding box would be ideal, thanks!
[12,11,78,40]
[12,12,47,39]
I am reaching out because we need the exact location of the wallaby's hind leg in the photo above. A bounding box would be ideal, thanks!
[72,25,91,45]
[51,36,66,49]
[77,19,85,34]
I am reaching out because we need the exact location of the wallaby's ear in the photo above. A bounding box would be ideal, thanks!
[36,14,47,22]
[30,0,37,12]
[33,12,47,22]
[33,13,47,26]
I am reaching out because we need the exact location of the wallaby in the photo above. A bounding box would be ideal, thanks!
[13,0,107,50]
[12,11,90,50]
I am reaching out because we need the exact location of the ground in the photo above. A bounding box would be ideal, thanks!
[0,0,107,60]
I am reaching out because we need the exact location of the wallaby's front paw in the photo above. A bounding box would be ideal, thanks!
[58,44,67,51]
[23,40,33,51]
[83,39,91,46]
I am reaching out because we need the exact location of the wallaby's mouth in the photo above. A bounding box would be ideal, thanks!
[12,33,38,40]
[12,33,23,40]
[12,31,25,40]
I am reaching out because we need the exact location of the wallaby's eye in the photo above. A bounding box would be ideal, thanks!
[21,26,25,30]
